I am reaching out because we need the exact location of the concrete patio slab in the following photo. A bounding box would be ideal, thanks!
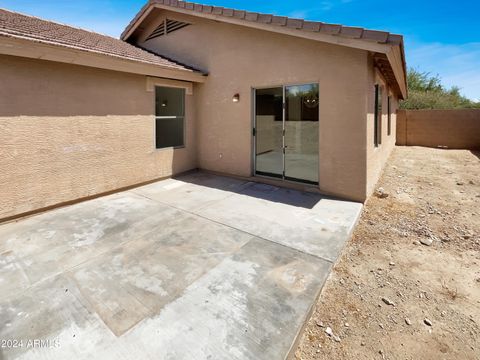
[132,172,253,212]
[195,182,361,261]
[0,172,362,360]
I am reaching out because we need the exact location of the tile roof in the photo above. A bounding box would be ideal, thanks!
[122,0,407,98]
[0,8,198,73]
[122,0,404,46]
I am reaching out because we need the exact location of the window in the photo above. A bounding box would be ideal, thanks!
[155,86,185,149]
[374,84,382,147]
[387,96,392,136]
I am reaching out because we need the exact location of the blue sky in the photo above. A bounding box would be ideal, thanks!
[2,0,480,100]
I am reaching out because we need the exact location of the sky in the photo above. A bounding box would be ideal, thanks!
[2,0,480,100]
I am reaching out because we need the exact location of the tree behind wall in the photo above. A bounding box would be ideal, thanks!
[400,68,480,109]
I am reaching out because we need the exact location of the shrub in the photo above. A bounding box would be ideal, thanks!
[400,68,480,109]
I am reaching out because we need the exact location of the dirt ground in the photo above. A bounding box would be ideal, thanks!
[295,146,480,360]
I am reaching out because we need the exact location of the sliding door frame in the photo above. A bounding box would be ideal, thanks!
[252,82,319,186]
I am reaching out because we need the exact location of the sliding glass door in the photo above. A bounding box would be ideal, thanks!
[254,87,284,178]
[284,84,319,184]
[254,83,319,185]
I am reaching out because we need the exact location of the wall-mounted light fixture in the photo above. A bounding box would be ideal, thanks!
[161,100,168,107]
[232,93,240,103]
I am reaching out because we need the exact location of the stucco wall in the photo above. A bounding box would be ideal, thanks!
[366,59,399,197]
[137,10,369,201]
[397,109,480,149]
[0,55,196,220]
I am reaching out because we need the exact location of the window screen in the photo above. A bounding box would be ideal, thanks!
[155,86,185,149]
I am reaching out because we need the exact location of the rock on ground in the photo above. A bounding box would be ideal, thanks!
[295,147,480,360]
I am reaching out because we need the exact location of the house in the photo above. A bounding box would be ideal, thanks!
[0,1,406,222]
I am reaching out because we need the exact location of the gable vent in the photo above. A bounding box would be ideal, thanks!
[146,19,190,41]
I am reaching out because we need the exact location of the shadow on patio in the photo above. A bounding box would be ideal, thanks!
[172,170,327,209]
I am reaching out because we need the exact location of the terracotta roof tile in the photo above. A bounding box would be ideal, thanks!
[339,26,364,38]
[257,14,273,24]
[362,29,389,43]
[387,33,403,44]
[0,8,199,73]
[286,18,304,29]
[271,16,288,26]
[245,12,259,22]
[212,6,223,15]
[233,10,246,19]
[302,21,322,32]
[202,5,213,13]
[222,8,234,17]
[320,23,342,35]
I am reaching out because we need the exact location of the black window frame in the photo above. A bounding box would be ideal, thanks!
[387,95,392,136]
[155,86,186,150]
[374,84,382,147]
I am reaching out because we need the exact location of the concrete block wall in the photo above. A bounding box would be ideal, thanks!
[397,109,480,149]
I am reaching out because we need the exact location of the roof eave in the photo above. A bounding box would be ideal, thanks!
[0,34,206,83]
[122,2,155,40]
[122,2,394,53]
[400,42,408,99]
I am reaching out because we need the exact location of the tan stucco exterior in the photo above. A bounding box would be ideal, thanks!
[366,58,399,196]
[136,10,374,201]
[0,55,196,220]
